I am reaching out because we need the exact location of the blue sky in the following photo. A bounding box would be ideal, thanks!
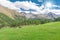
[10,0,43,6]
[10,0,60,6]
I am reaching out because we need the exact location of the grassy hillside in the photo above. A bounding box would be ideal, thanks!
[0,22,60,40]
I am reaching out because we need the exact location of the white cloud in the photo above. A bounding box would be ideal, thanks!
[0,0,41,14]
[0,0,60,14]
[49,10,60,14]
[13,1,43,14]
[52,5,60,8]
[14,1,40,11]
[0,0,19,10]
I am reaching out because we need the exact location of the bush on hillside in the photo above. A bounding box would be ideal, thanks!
[54,17,60,21]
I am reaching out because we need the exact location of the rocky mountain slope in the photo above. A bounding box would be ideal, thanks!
[0,5,22,19]
[0,5,60,20]
[21,12,59,20]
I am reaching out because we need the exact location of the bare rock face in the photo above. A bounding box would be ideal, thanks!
[21,12,59,20]
[0,5,22,19]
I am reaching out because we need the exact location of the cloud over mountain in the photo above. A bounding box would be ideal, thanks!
[0,0,19,10]
[0,0,60,14]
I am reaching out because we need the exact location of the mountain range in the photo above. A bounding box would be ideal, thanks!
[0,5,23,19]
[0,5,60,20]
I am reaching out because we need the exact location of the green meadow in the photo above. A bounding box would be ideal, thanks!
[0,22,60,40]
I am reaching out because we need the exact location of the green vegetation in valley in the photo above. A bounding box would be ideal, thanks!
[0,22,60,40]
[0,13,54,27]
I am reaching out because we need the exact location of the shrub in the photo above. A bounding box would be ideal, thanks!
[54,17,60,21]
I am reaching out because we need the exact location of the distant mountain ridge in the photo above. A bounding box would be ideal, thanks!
[21,12,60,20]
[0,5,60,20]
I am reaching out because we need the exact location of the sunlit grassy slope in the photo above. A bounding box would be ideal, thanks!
[0,22,60,40]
